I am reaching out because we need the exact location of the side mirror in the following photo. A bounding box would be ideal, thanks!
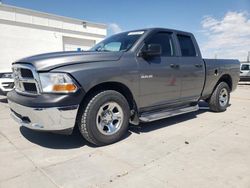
[140,44,162,57]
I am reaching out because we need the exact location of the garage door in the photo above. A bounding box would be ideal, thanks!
[63,36,96,51]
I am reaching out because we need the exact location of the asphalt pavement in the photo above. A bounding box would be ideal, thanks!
[0,84,250,188]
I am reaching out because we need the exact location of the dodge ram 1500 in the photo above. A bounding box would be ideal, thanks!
[7,28,240,146]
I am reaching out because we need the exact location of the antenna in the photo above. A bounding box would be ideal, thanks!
[248,51,250,62]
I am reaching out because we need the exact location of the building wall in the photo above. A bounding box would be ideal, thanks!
[0,4,107,70]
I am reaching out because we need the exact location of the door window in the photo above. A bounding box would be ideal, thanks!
[144,32,175,56]
[177,35,196,56]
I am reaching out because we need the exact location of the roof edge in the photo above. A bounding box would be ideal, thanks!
[0,3,107,29]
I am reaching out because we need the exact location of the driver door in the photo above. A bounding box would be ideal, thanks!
[136,32,181,111]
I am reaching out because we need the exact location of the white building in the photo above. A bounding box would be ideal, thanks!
[0,4,107,70]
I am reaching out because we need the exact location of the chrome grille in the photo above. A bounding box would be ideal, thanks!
[20,68,34,78]
[12,64,40,95]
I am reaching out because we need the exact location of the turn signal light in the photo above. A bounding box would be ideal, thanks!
[52,84,77,92]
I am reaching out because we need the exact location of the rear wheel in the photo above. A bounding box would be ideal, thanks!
[208,82,230,112]
[78,90,130,146]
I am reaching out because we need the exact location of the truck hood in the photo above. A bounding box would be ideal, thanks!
[13,51,123,71]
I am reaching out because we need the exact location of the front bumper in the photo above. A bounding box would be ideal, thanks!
[240,76,250,81]
[8,99,79,133]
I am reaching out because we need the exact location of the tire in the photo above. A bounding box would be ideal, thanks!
[78,90,130,146]
[208,82,230,112]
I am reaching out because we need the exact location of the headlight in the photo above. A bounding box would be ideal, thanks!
[39,73,78,93]
[1,73,13,78]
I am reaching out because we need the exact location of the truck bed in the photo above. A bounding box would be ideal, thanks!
[201,59,240,99]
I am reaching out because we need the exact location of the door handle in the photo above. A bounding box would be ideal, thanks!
[195,64,203,68]
[170,64,180,69]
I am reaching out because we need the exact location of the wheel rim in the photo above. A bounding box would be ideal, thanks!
[219,88,228,107]
[96,102,124,135]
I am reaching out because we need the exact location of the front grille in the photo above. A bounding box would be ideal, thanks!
[20,69,34,78]
[23,83,37,93]
[12,64,40,95]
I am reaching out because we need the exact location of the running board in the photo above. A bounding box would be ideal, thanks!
[139,105,199,122]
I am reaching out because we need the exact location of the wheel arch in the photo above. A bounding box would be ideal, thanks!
[216,74,233,91]
[74,81,139,131]
[81,81,138,111]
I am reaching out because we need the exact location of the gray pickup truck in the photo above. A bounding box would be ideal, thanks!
[7,28,240,146]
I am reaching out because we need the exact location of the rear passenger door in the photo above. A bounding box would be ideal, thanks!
[176,34,205,102]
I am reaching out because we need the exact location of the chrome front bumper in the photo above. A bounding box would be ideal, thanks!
[8,100,79,132]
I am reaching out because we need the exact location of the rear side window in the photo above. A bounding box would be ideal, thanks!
[241,64,250,70]
[145,32,174,56]
[177,34,196,56]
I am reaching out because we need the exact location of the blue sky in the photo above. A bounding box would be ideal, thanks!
[2,0,250,60]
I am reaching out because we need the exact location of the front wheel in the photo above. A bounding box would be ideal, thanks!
[78,90,130,146]
[208,82,230,112]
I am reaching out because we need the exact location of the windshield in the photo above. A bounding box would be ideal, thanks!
[241,64,250,71]
[90,31,145,52]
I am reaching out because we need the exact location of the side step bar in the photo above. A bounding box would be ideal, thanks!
[139,105,199,122]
